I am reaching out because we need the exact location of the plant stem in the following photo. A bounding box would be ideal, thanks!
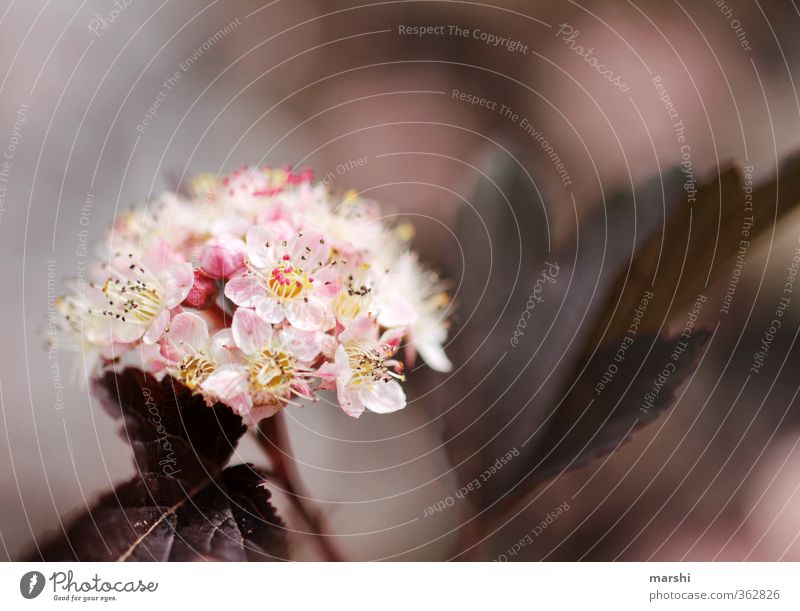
[255,413,343,562]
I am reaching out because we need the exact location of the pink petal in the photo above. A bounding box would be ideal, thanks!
[279,326,322,362]
[202,364,250,411]
[161,312,209,361]
[284,299,326,332]
[290,378,313,398]
[244,401,284,425]
[379,326,406,353]
[143,309,170,345]
[294,230,329,267]
[224,273,263,307]
[232,307,273,355]
[337,384,366,418]
[164,262,194,308]
[311,266,340,300]
[341,315,379,343]
[209,329,245,366]
[332,344,353,385]
[377,295,418,328]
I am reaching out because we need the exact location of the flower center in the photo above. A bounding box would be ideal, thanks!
[92,257,164,324]
[100,278,162,323]
[263,256,314,302]
[176,354,215,391]
[346,344,404,388]
[249,347,296,395]
[333,269,372,321]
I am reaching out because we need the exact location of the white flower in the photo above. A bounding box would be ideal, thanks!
[376,252,452,372]
[319,316,406,418]
[87,247,193,345]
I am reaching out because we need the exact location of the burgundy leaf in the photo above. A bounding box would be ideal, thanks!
[430,151,684,514]
[26,465,287,561]
[94,368,246,485]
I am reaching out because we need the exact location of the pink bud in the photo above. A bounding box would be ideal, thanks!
[182,268,218,309]
[200,236,246,279]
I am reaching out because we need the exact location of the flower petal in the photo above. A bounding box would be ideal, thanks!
[202,364,251,413]
[417,339,453,373]
[284,299,326,332]
[232,307,273,355]
[279,326,322,362]
[163,261,194,308]
[358,380,406,414]
[161,311,209,361]
[254,296,285,324]
[246,225,279,269]
[338,384,366,418]
[224,273,263,307]
[143,309,170,345]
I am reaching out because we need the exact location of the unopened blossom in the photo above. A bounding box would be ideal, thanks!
[200,236,247,279]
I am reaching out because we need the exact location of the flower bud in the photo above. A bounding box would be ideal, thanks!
[200,235,246,279]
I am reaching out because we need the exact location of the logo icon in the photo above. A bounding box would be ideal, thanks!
[20,571,45,599]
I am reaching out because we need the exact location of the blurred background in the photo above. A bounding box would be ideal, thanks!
[3,0,800,561]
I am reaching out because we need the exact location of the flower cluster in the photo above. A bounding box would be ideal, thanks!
[52,166,452,424]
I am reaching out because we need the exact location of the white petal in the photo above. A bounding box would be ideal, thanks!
[358,380,406,414]
[142,309,170,345]
[246,225,279,269]
[254,296,285,324]
[417,340,453,373]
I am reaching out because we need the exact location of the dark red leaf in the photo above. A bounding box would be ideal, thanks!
[26,465,287,561]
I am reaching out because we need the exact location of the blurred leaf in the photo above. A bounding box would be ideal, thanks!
[94,368,247,485]
[525,330,710,485]
[27,464,287,561]
[430,146,694,517]
[593,153,800,341]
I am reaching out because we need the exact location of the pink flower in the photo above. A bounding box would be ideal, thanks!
[201,308,322,422]
[224,226,339,332]
[200,236,247,279]
[319,316,406,418]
